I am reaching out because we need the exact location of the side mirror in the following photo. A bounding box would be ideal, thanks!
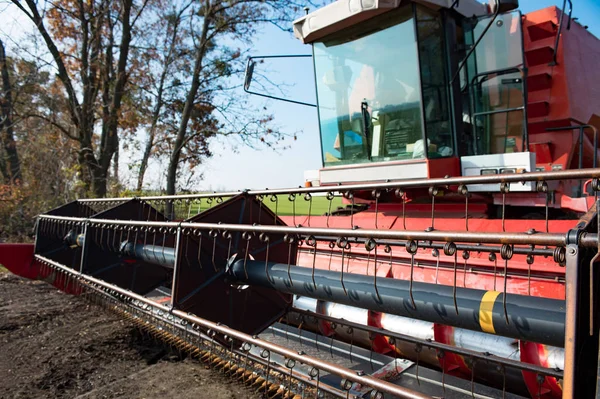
[244,59,255,91]
[243,55,317,108]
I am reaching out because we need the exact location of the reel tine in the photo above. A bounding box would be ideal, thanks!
[307,235,317,290]
[329,324,336,358]
[365,239,381,301]
[313,316,319,351]
[196,231,204,270]
[284,234,294,286]
[285,357,296,398]
[374,243,380,301]
[536,181,550,233]
[309,367,320,399]
[326,192,334,228]
[288,193,297,226]
[242,341,251,385]
[348,326,354,364]
[260,233,271,282]
[365,247,371,276]
[210,229,219,272]
[444,242,458,314]
[459,185,469,231]
[261,349,272,397]
[242,232,251,278]
[337,238,348,295]
[406,240,418,309]
[490,252,498,291]
[501,244,514,324]
[224,231,232,261]
[432,249,440,284]
[346,191,355,229]
[270,194,278,224]
[372,190,380,229]
[462,250,470,288]
[394,190,407,230]
[328,241,334,271]
[500,182,510,232]
[304,193,313,227]
[527,252,534,296]
[429,186,438,230]
[184,231,190,266]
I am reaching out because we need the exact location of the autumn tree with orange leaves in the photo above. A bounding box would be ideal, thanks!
[8,0,147,197]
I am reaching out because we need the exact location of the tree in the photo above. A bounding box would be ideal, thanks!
[164,0,309,199]
[0,48,81,241]
[0,38,22,184]
[9,0,147,197]
[134,0,193,191]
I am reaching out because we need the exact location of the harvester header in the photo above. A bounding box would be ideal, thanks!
[3,0,600,398]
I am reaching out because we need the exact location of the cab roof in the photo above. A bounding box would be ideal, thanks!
[293,0,488,44]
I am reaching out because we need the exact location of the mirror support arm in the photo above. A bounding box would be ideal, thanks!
[243,55,317,108]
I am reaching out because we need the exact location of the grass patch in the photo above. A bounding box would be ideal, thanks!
[263,195,344,216]
[186,195,344,217]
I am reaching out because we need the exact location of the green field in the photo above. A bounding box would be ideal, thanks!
[262,194,344,216]
[184,194,343,217]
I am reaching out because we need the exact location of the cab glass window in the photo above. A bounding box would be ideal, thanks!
[313,7,425,167]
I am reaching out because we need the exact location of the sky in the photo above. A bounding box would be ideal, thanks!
[1,1,600,192]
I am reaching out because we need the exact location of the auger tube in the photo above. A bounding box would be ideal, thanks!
[229,260,566,347]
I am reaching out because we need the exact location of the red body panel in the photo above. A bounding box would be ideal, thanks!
[0,243,35,279]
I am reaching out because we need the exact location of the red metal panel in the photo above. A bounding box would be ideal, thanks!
[0,243,36,279]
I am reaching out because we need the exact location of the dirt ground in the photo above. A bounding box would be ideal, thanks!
[0,271,260,399]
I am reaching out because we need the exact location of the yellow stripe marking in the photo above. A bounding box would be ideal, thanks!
[479,290,501,334]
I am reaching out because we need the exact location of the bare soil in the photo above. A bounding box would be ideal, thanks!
[0,272,260,399]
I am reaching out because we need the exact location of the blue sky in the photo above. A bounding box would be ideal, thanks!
[200,0,600,191]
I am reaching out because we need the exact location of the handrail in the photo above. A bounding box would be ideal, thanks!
[450,0,500,85]
[546,124,598,196]
[549,0,573,66]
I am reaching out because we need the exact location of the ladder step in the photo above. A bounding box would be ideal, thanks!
[527,101,550,118]
[527,72,552,92]
[525,46,555,67]
[527,20,557,42]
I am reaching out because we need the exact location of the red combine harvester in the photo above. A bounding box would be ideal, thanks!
[3,1,600,398]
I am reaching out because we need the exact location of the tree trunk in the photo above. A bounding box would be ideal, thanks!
[137,126,155,191]
[0,38,22,184]
[137,7,184,192]
[95,0,133,198]
[166,4,212,199]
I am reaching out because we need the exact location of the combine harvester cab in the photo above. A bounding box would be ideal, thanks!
[4,0,600,398]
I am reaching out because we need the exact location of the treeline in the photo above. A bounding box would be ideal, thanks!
[0,0,317,241]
